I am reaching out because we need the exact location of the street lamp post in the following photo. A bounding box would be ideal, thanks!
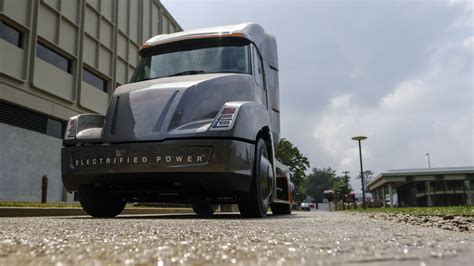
[426,153,431,168]
[352,136,367,209]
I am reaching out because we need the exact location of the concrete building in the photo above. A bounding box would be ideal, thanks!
[368,167,474,207]
[0,0,181,202]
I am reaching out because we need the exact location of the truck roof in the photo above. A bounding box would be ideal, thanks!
[141,22,278,68]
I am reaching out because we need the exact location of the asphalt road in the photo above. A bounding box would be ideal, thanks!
[0,211,473,265]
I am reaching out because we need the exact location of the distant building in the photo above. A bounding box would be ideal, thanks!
[368,167,474,207]
[1,0,181,202]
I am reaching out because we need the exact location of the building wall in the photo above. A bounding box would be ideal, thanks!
[1,0,181,120]
[0,0,181,202]
[0,123,65,202]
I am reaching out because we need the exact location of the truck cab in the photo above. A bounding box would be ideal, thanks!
[61,23,293,218]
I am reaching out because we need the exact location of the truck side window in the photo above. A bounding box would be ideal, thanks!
[252,45,265,89]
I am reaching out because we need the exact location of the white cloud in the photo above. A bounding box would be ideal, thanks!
[310,36,473,190]
[348,69,364,80]
[330,94,354,109]
[463,35,474,48]
[380,80,429,111]
[448,0,474,27]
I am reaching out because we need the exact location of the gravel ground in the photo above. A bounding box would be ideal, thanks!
[0,211,473,265]
[364,213,474,233]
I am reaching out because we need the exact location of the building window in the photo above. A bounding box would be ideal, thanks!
[0,21,23,48]
[36,42,72,73]
[0,102,65,139]
[83,68,108,92]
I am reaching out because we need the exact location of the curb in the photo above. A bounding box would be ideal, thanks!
[0,207,192,217]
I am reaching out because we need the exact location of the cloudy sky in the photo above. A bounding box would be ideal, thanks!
[162,0,473,189]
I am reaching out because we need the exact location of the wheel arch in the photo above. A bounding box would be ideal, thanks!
[256,126,279,203]
[256,126,274,162]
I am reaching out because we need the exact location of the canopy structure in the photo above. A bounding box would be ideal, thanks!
[368,167,474,207]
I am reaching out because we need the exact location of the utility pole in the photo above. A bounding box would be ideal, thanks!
[342,171,350,210]
[342,171,350,186]
[426,153,431,168]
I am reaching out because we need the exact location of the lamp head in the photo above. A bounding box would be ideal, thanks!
[352,136,367,141]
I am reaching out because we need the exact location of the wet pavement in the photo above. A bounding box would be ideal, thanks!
[0,211,473,265]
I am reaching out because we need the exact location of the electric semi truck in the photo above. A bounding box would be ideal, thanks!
[61,23,294,218]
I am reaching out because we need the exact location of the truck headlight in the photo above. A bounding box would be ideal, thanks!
[210,102,244,131]
[64,114,105,140]
[64,116,79,140]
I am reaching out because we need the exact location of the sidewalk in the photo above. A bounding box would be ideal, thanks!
[0,207,192,217]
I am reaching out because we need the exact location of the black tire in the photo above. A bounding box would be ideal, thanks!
[78,185,126,218]
[271,202,292,215]
[192,202,218,217]
[239,139,272,218]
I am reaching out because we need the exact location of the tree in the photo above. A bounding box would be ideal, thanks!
[303,168,336,203]
[275,138,310,202]
[332,176,352,202]
[356,170,374,193]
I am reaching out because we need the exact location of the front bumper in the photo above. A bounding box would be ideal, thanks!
[61,139,255,193]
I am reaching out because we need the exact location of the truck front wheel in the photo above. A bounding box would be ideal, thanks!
[78,185,126,218]
[239,139,272,218]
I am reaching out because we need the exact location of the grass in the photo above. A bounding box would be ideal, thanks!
[348,206,474,217]
[0,201,81,208]
[0,201,191,209]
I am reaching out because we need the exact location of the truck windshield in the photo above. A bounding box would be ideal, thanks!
[130,44,250,82]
